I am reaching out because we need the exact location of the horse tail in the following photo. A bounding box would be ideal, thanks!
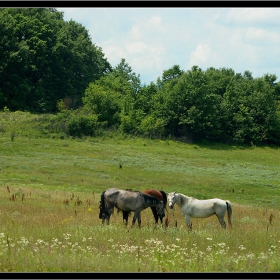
[226,201,232,228]
[100,191,105,208]
[160,190,167,209]
[100,190,107,218]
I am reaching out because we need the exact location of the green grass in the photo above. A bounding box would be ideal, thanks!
[0,111,280,272]
[1,132,279,208]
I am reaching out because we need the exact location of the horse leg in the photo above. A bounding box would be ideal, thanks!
[151,207,159,224]
[123,211,129,226]
[132,213,137,227]
[106,207,114,225]
[216,215,226,228]
[137,213,141,228]
[101,213,108,225]
[131,212,141,228]
[105,213,111,225]
[102,215,109,225]
[184,215,192,230]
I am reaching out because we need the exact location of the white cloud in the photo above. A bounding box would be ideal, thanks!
[245,28,280,46]
[223,8,280,26]
[129,15,165,42]
[125,41,147,54]
[189,43,213,67]
[147,16,165,31]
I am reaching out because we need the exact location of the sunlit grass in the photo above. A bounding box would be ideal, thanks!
[1,185,280,272]
[0,133,279,207]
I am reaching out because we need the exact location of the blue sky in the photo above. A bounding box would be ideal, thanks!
[57,7,280,85]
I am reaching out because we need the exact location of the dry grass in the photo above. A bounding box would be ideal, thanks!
[1,185,280,272]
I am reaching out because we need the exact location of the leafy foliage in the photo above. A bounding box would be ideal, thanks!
[0,8,111,112]
[83,83,121,127]
[67,112,98,137]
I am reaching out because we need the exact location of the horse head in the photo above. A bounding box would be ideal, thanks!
[167,192,176,209]
[99,190,109,221]
[155,200,165,218]
[98,201,105,219]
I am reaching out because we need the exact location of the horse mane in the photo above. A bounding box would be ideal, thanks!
[179,193,197,204]
[159,190,167,208]
[177,192,190,204]
[100,190,107,215]
[142,193,160,204]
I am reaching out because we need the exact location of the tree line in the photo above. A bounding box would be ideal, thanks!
[1,8,280,145]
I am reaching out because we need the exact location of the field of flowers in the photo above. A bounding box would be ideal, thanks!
[1,186,280,272]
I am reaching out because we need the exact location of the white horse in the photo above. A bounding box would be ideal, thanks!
[167,192,232,230]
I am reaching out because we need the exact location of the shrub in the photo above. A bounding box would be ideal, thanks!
[138,115,166,138]
[67,113,98,137]
[119,115,136,134]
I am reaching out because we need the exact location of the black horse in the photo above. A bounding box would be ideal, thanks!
[142,189,167,224]
[99,188,165,227]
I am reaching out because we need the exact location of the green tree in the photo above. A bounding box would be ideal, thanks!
[161,64,183,83]
[134,82,158,115]
[96,58,141,102]
[221,75,280,145]
[205,67,235,96]
[93,58,142,132]
[82,83,121,127]
[0,8,111,112]
[153,66,221,141]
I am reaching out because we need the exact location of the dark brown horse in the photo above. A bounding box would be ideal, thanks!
[118,188,167,225]
[142,189,167,224]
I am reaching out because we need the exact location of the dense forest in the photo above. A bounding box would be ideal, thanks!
[1,8,280,145]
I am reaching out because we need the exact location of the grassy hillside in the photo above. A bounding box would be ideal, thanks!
[0,111,280,272]
[0,111,279,208]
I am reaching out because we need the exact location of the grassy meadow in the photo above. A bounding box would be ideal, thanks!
[0,111,280,272]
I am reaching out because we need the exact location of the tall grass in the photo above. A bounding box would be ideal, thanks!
[1,185,280,272]
[0,111,280,272]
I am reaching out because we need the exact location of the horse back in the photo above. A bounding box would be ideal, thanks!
[143,189,160,197]
[142,189,165,202]
[115,189,144,212]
